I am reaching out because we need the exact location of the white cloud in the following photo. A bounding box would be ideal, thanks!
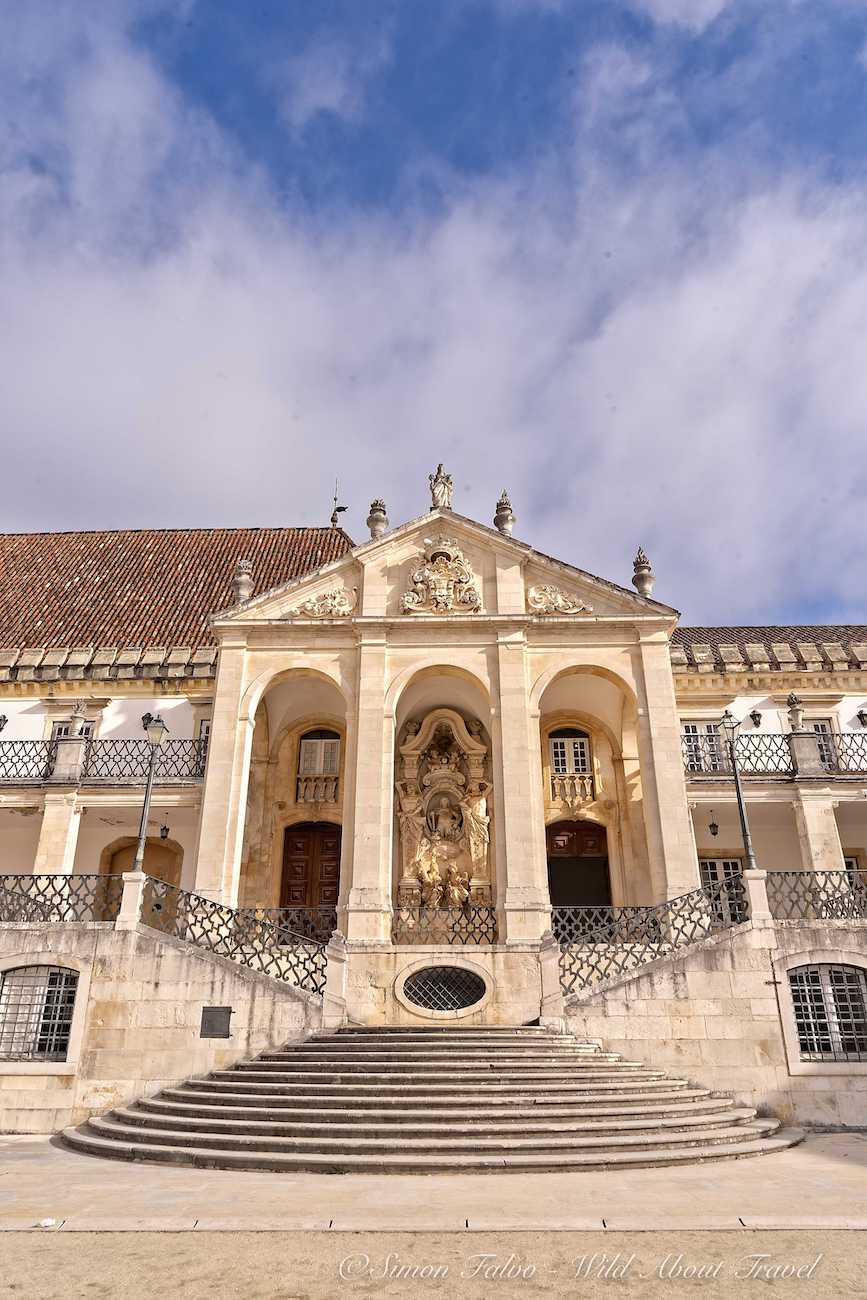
[3,7,867,626]
[273,34,392,133]
[627,0,729,31]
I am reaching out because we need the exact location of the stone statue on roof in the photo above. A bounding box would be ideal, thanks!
[429,464,453,510]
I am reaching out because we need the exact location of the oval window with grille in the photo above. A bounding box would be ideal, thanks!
[402,965,487,1012]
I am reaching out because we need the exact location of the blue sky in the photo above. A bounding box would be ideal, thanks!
[3,0,867,624]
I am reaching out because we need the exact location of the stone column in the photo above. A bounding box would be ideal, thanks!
[192,641,253,904]
[115,870,147,931]
[343,634,393,943]
[792,793,847,873]
[742,867,773,925]
[33,792,81,874]
[320,931,349,1030]
[538,928,566,1029]
[497,630,550,942]
[637,634,701,900]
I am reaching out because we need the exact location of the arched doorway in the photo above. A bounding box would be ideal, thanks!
[100,837,183,888]
[281,822,341,910]
[546,820,611,907]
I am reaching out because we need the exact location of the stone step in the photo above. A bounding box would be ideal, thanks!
[195,1075,690,1096]
[62,1125,805,1173]
[159,1084,718,1111]
[229,1065,663,1080]
[178,1076,696,1107]
[145,1093,734,1122]
[119,1103,758,1138]
[87,1113,782,1156]
[253,1054,634,1067]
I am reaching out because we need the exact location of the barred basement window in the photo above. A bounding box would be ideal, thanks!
[788,964,867,1063]
[0,966,79,1062]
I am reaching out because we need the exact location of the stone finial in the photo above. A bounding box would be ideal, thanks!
[632,546,655,598]
[232,557,254,604]
[366,498,389,540]
[787,692,804,732]
[493,489,515,536]
[429,463,454,510]
[69,700,88,736]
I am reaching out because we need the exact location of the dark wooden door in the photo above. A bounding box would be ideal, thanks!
[281,824,341,908]
[546,820,611,907]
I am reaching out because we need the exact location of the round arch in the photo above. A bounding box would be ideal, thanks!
[241,662,351,726]
[385,660,492,722]
[531,662,639,716]
[98,834,184,887]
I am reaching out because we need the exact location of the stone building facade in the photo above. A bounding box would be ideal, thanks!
[1,470,866,1132]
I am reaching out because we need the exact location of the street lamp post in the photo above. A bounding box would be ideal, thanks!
[133,712,169,875]
[719,709,758,873]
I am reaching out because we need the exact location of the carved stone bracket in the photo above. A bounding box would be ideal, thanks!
[528,584,592,615]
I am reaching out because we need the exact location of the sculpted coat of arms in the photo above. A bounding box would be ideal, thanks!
[401,537,482,615]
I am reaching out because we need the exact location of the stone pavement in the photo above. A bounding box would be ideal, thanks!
[1,1131,866,1231]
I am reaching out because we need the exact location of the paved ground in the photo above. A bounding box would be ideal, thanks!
[2,1134,867,1297]
[1,1131,866,1231]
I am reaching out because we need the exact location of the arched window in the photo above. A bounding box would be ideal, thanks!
[297,729,341,804]
[788,964,867,1062]
[549,727,592,776]
[0,965,79,1061]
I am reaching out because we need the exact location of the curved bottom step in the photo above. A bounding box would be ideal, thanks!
[61,1125,806,1173]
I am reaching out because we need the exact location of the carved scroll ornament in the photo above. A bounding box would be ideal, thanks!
[289,587,357,618]
[527,584,592,615]
[401,537,481,615]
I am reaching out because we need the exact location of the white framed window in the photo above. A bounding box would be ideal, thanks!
[50,720,93,741]
[0,966,79,1062]
[682,720,724,773]
[198,719,211,745]
[298,733,340,776]
[788,964,867,1062]
[549,730,591,775]
[806,718,836,769]
[699,857,742,888]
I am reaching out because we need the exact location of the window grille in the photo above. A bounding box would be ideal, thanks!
[402,965,487,1012]
[0,966,78,1061]
[788,964,867,1062]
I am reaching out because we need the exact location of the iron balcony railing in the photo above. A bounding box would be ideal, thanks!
[82,738,208,783]
[682,732,794,777]
[0,873,124,923]
[392,905,498,945]
[141,878,327,994]
[556,877,750,995]
[0,737,207,784]
[0,741,59,783]
[767,869,867,922]
[236,905,337,945]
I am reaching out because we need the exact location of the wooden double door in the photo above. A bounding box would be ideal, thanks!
[546,820,611,908]
[280,822,341,909]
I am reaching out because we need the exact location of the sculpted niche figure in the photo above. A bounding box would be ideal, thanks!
[460,780,492,877]
[395,780,427,880]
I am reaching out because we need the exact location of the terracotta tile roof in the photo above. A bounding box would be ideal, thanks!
[0,527,354,650]
[673,625,867,671]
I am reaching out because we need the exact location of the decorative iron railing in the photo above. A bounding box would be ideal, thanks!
[553,904,663,946]
[0,873,123,923]
[82,738,208,783]
[237,905,337,945]
[550,774,594,805]
[557,878,749,995]
[295,775,339,804]
[141,878,327,994]
[767,870,867,921]
[392,906,498,945]
[830,734,867,774]
[0,741,58,783]
[682,732,793,777]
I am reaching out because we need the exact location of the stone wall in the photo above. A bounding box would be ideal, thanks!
[564,919,867,1127]
[0,922,321,1133]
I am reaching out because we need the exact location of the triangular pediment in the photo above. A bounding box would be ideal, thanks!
[212,508,677,625]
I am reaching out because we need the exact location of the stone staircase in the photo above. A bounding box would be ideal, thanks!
[61,1027,802,1172]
